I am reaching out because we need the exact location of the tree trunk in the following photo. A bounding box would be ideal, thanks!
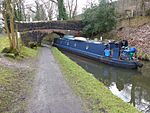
[2,0,19,52]
[3,13,13,49]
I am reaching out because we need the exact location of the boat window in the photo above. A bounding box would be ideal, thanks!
[86,45,89,50]
[74,43,77,47]
[67,42,69,45]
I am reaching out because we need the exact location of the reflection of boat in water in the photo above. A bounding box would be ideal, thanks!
[62,50,141,84]
[62,51,150,113]
[54,35,143,69]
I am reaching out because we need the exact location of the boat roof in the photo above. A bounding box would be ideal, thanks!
[63,35,74,39]
[62,35,119,45]
[74,37,87,41]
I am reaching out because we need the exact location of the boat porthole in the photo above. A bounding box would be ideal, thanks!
[74,43,77,47]
[86,45,89,50]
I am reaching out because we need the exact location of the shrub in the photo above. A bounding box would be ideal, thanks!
[83,0,117,37]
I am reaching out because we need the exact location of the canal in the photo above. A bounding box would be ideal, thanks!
[62,50,150,113]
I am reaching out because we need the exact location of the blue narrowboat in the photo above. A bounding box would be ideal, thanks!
[53,35,143,69]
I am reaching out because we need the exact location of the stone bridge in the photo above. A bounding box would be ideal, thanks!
[16,20,84,46]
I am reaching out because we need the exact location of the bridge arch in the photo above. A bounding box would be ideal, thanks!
[20,29,81,46]
[18,20,84,46]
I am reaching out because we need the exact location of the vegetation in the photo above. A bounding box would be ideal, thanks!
[0,65,34,113]
[2,0,19,54]
[14,0,26,21]
[0,36,38,59]
[57,0,68,20]
[0,35,37,113]
[33,1,47,21]
[119,16,150,28]
[83,0,117,37]
[52,48,140,113]
[0,35,10,52]
[67,0,77,19]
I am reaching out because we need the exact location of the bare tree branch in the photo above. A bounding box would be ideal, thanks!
[40,0,55,20]
[49,0,58,4]
[67,0,78,19]
[28,7,36,13]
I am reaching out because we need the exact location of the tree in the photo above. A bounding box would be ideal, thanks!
[42,0,68,20]
[14,0,26,21]
[67,0,77,19]
[140,0,148,16]
[57,0,68,20]
[34,1,47,21]
[83,0,117,37]
[40,0,54,20]
[2,0,19,53]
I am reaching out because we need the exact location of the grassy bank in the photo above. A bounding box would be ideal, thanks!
[52,47,140,113]
[119,16,150,28]
[0,65,34,113]
[0,35,9,52]
[0,35,38,112]
[0,35,38,59]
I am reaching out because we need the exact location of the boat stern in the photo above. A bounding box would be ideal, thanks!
[135,61,143,68]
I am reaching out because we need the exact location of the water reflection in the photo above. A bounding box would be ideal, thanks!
[62,51,150,113]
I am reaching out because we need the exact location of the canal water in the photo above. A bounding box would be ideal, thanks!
[62,51,150,113]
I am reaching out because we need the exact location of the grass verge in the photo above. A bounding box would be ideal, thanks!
[52,47,140,113]
[0,35,37,112]
[19,46,38,58]
[0,35,10,52]
[0,35,38,59]
[0,65,35,113]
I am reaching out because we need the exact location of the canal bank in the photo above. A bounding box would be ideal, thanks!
[52,47,140,113]
[62,50,150,113]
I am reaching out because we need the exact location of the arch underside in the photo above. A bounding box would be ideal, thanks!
[20,29,81,46]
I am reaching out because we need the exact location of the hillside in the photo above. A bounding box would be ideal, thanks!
[116,16,150,60]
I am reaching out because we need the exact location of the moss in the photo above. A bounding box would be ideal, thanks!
[52,47,141,113]
[0,65,34,113]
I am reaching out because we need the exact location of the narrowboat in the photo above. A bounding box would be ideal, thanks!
[53,35,143,69]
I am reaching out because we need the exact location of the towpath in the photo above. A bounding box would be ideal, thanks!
[27,47,84,113]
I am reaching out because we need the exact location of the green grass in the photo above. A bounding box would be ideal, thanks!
[0,35,38,59]
[0,65,34,113]
[0,35,37,112]
[0,35,10,52]
[19,46,38,58]
[52,47,140,113]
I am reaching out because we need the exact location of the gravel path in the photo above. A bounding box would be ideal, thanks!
[27,47,84,113]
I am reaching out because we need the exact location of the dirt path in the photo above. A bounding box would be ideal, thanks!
[27,47,84,113]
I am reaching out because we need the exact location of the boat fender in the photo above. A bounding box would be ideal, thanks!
[130,47,136,53]
[104,49,111,57]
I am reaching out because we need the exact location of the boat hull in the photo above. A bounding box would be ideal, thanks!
[54,43,140,69]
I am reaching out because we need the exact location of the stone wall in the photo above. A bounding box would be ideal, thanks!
[16,20,84,32]
[18,20,84,46]
[20,31,48,46]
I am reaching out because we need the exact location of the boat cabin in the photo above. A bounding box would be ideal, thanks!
[55,35,137,61]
